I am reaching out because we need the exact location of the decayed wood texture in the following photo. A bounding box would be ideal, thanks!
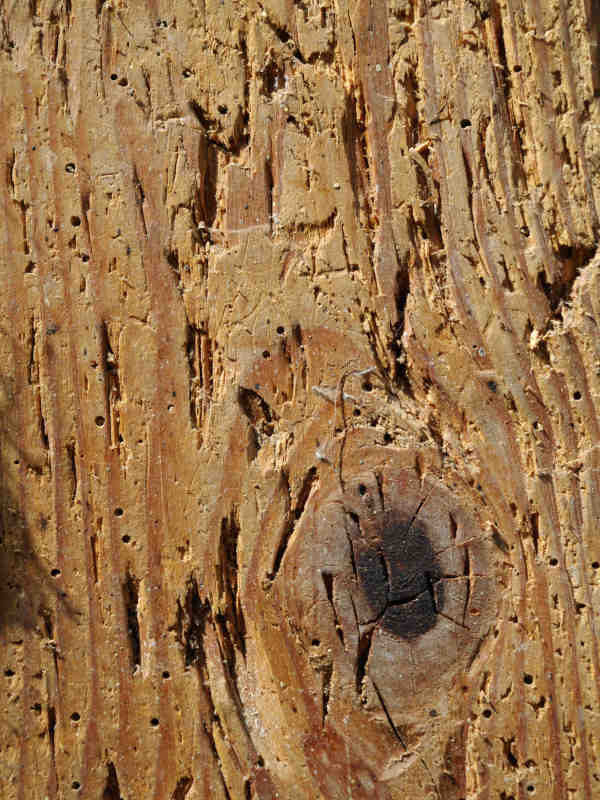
[1,0,599,798]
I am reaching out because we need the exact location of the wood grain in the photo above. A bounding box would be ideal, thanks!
[0,0,599,798]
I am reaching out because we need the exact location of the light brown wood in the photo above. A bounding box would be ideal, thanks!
[1,1,599,798]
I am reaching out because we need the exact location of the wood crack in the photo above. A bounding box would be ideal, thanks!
[123,569,141,671]
[322,571,345,648]
[268,467,317,582]
[371,680,406,748]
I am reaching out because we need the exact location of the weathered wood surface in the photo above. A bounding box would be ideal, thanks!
[1,0,599,798]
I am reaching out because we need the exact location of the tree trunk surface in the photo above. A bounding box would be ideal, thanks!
[1,1,599,798]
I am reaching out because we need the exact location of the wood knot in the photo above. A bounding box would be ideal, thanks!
[266,459,504,732]
[240,439,507,790]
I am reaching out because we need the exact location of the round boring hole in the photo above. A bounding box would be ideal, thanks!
[71,712,80,721]
[51,568,61,577]
[114,508,124,517]
[95,415,105,427]
[150,717,159,727]
[524,673,534,684]
[71,216,81,227]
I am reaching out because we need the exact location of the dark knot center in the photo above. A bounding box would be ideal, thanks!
[356,518,444,639]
